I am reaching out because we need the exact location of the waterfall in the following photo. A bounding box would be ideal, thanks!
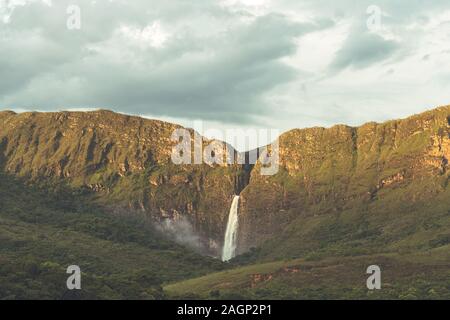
[222,195,240,261]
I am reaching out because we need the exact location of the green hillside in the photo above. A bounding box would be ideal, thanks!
[0,174,224,299]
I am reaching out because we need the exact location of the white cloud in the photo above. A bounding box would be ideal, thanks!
[119,21,169,49]
[282,20,350,73]
[0,0,52,23]
[219,0,271,19]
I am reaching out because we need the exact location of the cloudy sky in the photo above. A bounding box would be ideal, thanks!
[1,0,450,147]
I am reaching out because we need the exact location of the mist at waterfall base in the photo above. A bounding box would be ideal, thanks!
[155,196,240,261]
[156,216,206,253]
[222,196,240,262]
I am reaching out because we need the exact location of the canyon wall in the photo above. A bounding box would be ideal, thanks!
[1,106,449,258]
[238,106,450,254]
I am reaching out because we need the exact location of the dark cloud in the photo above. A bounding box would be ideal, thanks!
[328,27,400,73]
[0,0,332,124]
[1,0,449,128]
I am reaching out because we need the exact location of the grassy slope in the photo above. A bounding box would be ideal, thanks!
[253,181,450,262]
[165,185,450,299]
[0,174,224,299]
[165,250,450,299]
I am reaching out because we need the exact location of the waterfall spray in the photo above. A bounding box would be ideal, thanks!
[222,195,240,261]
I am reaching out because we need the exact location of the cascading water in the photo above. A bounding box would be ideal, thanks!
[221,195,240,261]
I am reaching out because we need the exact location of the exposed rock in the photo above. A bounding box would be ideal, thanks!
[250,273,273,288]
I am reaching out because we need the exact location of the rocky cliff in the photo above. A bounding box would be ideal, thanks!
[238,106,450,256]
[0,110,242,256]
[0,106,449,259]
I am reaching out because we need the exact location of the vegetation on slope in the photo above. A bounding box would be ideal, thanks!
[0,106,449,300]
[238,106,449,253]
[165,178,450,299]
[0,174,225,299]
[165,250,450,299]
[0,110,240,255]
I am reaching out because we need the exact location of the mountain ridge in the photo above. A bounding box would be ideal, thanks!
[2,104,448,149]
[1,106,449,257]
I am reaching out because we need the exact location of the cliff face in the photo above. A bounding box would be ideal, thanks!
[0,110,240,256]
[0,106,449,258]
[238,106,450,255]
